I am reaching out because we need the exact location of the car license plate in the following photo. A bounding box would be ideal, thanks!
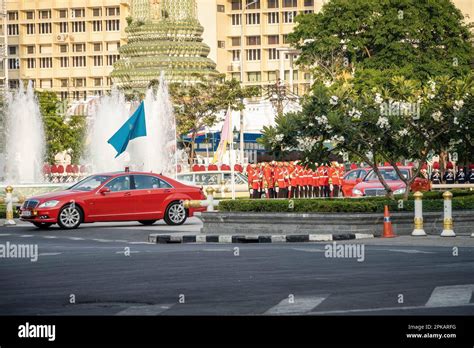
[21,210,32,217]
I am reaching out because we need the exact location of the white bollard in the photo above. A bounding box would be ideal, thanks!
[4,186,16,226]
[440,191,455,237]
[411,191,426,236]
[206,187,216,212]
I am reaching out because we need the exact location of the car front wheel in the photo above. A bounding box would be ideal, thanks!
[164,202,187,226]
[58,204,83,229]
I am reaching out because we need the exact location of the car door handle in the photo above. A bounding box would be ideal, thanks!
[124,192,132,196]
[164,189,171,193]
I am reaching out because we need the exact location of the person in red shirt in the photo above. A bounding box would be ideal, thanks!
[289,162,299,198]
[319,163,330,197]
[329,162,340,197]
[275,162,288,198]
[312,163,320,198]
[263,162,274,199]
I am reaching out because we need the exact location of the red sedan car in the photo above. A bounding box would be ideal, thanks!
[20,171,207,229]
[351,166,430,197]
[341,168,371,197]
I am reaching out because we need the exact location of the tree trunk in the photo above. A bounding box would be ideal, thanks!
[371,164,394,199]
[190,132,197,165]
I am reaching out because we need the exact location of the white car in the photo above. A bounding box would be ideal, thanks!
[176,170,249,198]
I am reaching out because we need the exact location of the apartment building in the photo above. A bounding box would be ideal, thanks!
[1,0,128,100]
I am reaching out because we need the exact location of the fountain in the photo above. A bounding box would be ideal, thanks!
[86,73,178,177]
[2,81,45,184]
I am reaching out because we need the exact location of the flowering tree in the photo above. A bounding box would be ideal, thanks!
[261,74,473,199]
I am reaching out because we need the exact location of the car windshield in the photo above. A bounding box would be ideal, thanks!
[68,175,112,191]
[364,169,409,181]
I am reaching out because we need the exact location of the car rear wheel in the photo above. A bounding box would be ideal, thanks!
[138,220,157,226]
[164,201,187,226]
[33,222,53,229]
[58,204,83,229]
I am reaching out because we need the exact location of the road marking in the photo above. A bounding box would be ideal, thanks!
[19,235,34,238]
[387,249,435,254]
[92,239,114,243]
[292,248,325,253]
[115,251,140,254]
[114,240,128,243]
[426,284,474,307]
[0,234,12,236]
[309,303,474,315]
[67,237,85,241]
[42,236,58,239]
[128,242,153,245]
[38,252,62,256]
[116,304,173,316]
[265,295,328,315]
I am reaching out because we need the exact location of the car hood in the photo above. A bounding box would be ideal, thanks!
[354,181,406,191]
[27,190,90,202]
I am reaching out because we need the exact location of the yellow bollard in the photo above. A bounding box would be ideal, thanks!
[4,186,16,226]
[411,191,426,236]
[440,191,455,237]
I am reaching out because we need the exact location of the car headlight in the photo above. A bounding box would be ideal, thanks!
[394,188,406,195]
[352,188,363,196]
[38,200,60,208]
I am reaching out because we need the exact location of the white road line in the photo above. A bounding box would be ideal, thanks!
[265,295,328,315]
[0,234,12,236]
[42,236,58,239]
[426,284,474,307]
[128,242,153,245]
[114,240,128,243]
[309,303,474,315]
[19,235,34,238]
[67,237,85,241]
[92,239,114,243]
[292,248,325,253]
[116,304,173,316]
[38,252,62,256]
[387,249,435,254]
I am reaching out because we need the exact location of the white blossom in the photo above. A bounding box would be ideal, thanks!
[275,134,284,142]
[398,129,409,136]
[315,114,328,125]
[453,117,459,125]
[323,80,333,87]
[329,96,339,105]
[376,116,390,130]
[431,111,442,122]
[453,100,464,111]
[427,93,435,100]
[348,107,362,120]
[428,80,436,92]
[330,135,345,144]
[374,93,383,104]
[297,137,318,152]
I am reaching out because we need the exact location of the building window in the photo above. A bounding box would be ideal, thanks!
[60,57,69,67]
[26,24,35,35]
[8,46,17,55]
[267,71,277,81]
[73,43,86,53]
[246,0,260,9]
[268,12,279,24]
[232,50,241,61]
[218,41,225,49]
[246,49,261,61]
[73,56,86,67]
[40,58,53,68]
[94,78,103,87]
[231,37,241,46]
[283,0,298,7]
[39,23,52,34]
[107,55,119,66]
[304,0,314,5]
[106,20,120,31]
[59,22,68,33]
[106,7,120,16]
[303,9,313,14]
[26,46,35,54]
[59,45,68,53]
[60,79,68,87]
[92,8,102,17]
[92,21,102,32]
[246,36,261,45]
[72,8,85,18]
[93,56,103,66]
[58,9,67,18]
[7,24,19,36]
[268,0,279,8]
[231,0,242,10]
[8,11,18,21]
[60,92,69,100]
[39,10,51,19]
[27,58,36,69]
[74,78,86,88]
[8,59,20,70]
[268,48,280,60]
[93,43,102,52]
[247,72,261,82]
[40,79,52,89]
[39,45,52,54]
[231,14,241,26]
[217,5,225,12]
[106,42,120,51]
[282,34,290,43]
[72,21,86,32]
[246,13,260,25]
[283,11,297,23]
[25,11,34,20]
[9,80,20,89]
[267,35,279,45]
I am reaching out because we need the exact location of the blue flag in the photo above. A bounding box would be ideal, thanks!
[108,101,147,158]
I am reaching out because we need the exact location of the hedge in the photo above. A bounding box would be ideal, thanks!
[218,194,474,213]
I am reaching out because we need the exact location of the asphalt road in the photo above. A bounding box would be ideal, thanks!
[0,219,473,316]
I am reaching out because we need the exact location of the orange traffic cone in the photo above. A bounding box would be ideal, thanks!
[382,205,396,238]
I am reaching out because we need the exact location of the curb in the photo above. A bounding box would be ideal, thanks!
[148,233,375,244]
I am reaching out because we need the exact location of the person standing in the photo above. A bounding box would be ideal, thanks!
[430,162,442,184]
[456,167,466,184]
[312,163,320,198]
[443,162,455,184]
[263,162,274,199]
[468,164,474,184]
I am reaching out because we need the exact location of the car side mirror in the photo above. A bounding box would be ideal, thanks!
[99,187,110,194]
[356,178,362,183]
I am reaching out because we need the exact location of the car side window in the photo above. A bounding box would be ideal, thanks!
[133,175,173,189]
[345,171,359,180]
[359,170,368,179]
[158,179,172,188]
[105,176,130,192]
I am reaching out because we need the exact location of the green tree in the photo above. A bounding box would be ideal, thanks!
[37,91,86,163]
[289,0,473,86]
[170,77,259,163]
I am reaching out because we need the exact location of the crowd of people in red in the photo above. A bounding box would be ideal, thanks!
[246,161,345,199]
